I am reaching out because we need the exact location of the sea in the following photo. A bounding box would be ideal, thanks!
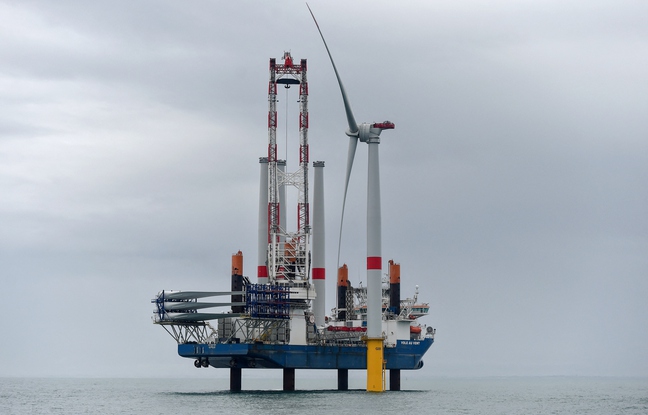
[1,376,646,414]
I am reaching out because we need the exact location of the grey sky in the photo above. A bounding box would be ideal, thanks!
[1,0,646,378]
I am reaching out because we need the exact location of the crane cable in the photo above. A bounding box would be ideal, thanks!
[284,87,289,162]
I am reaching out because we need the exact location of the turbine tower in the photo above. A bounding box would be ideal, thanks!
[308,5,395,392]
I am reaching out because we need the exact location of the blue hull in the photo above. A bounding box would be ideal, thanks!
[178,338,433,370]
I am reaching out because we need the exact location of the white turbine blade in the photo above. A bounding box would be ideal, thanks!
[337,135,358,267]
[308,3,361,267]
[307,3,358,134]
[163,302,246,311]
[161,313,243,322]
[159,291,243,300]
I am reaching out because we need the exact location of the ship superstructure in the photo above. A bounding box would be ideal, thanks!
[152,19,435,392]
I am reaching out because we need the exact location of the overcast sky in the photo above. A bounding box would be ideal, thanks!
[1,0,646,379]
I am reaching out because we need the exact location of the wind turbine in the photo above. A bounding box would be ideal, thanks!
[307,4,395,393]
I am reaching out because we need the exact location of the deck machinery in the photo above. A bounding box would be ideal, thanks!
[151,52,435,392]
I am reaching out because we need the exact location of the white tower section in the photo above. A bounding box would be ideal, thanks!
[312,161,326,326]
[365,136,382,339]
[257,157,269,283]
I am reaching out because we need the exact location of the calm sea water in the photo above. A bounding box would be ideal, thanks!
[1,376,646,414]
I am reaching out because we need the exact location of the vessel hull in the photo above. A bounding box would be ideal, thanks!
[178,338,433,370]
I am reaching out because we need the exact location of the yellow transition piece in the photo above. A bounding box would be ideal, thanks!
[366,338,385,392]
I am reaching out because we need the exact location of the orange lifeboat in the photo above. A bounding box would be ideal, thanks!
[410,326,422,334]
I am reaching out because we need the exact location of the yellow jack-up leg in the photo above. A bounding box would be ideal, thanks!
[366,337,385,392]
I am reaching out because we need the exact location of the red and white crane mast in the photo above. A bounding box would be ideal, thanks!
[266,52,311,283]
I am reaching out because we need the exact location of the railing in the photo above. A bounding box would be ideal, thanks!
[245,284,290,319]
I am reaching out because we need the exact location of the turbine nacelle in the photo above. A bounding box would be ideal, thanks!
[350,121,395,143]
